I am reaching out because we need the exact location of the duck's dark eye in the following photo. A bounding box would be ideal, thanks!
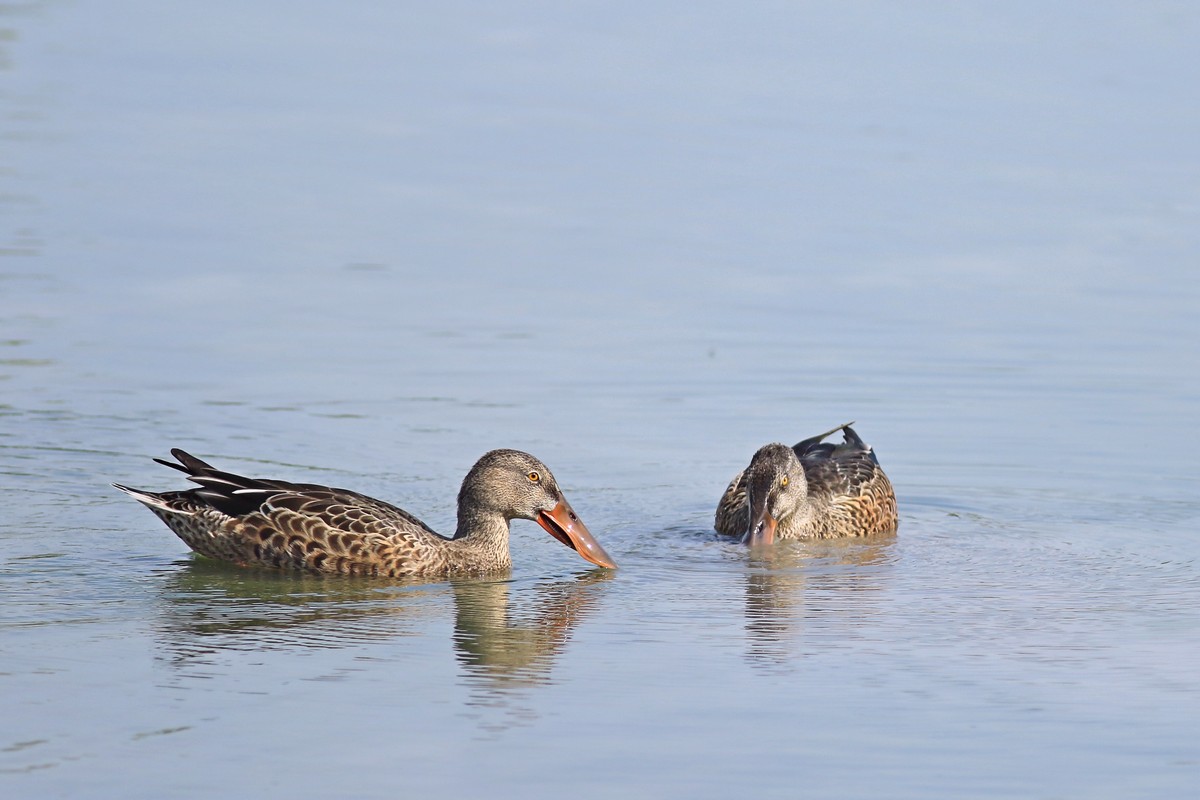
[527,471,540,483]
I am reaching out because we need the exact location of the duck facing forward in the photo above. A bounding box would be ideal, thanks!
[714,423,897,544]
[114,448,617,577]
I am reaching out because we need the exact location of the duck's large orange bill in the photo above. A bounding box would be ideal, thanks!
[537,498,617,569]
[742,509,778,547]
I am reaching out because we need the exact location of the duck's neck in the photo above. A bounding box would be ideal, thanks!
[447,507,513,572]
[779,497,817,537]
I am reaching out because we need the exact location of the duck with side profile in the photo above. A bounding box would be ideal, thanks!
[114,448,617,577]
[714,422,897,544]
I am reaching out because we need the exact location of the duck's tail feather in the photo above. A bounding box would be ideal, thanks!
[153,448,275,494]
[153,448,218,476]
[112,482,176,511]
[793,421,855,455]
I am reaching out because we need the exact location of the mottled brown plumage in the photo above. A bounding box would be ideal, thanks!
[115,448,616,577]
[714,423,897,543]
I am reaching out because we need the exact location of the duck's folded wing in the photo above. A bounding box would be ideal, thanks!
[803,452,882,502]
[257,488,443,540]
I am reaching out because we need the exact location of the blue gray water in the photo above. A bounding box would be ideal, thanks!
[3,2,1198,797]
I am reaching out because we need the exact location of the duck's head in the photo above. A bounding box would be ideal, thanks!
[460,449,617,569]
[742,443,806,546]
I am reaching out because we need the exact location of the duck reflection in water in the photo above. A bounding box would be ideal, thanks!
[741,536,896,670]
[450,573,611,691]
[152,561,440,659]
[153,560,612,703]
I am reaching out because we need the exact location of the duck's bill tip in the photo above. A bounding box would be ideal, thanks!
[741,513,778,547]
[538,500,618,569]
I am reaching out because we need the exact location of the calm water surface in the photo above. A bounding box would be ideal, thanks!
[3,3,1198,798]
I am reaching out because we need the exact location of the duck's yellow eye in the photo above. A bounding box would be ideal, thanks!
[527,471,540,483]
[781,475,789,488]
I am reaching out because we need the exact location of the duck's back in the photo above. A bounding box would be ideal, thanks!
[146,483,456,576]
[121,448,458,576]
[796,426,897,538]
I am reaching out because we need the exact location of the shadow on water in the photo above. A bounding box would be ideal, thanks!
[741,534,897,671]
[152,559,613,727]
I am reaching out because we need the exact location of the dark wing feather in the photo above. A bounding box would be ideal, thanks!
[792,421,855,459]
[799,425,883,502]
[158,449,440,535]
